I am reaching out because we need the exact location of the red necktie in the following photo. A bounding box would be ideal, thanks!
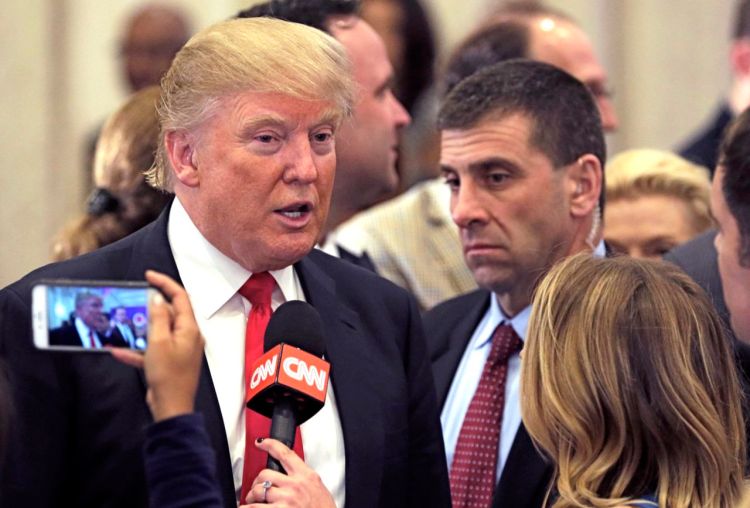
[88,330,98,349]
[449,324,522,508]
[238,272,304,502]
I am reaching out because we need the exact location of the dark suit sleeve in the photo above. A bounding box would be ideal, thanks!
[401,293,452,507]
[0,286,73,506]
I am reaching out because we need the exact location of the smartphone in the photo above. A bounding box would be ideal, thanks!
[32,279,154,352]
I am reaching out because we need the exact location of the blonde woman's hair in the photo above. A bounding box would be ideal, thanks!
[52,86,169,261]
[606,149,713,233]
[521,254,746,508]
[146,17,355,190]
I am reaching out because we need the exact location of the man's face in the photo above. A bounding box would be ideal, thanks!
[121,13,185,92]
[529,18,618,132]
[76,296,104,329]
[440,113,576,314]
[114,308,128,324]
[712,167,750,342]
[330,17,410,205]
[174,92,337,272]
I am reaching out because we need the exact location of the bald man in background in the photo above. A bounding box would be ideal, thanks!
[336,2,617,311]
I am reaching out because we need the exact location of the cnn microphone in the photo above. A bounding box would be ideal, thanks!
[246,300,330,473]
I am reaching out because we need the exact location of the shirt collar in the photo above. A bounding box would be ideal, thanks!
[167,198,299,319]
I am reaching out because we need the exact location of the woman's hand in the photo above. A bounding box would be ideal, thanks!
[242,438,336,508]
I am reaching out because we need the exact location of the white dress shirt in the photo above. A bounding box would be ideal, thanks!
[75,317,101,348]
[440,296,528,483]
[441,240,607,484]
[168,198,346,506]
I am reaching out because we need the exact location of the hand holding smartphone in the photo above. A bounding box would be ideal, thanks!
[32,279,153,352]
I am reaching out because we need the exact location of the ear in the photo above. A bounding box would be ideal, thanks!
[731,38,750,77]
[164,130,200,188]
[565,153,602,219]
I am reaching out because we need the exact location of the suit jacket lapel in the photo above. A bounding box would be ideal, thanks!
[296,255,385,507]
[125,207,237,508]
[431,291,491,407]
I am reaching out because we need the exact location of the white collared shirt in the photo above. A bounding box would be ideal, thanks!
[75,317,101,348]
[168,198,346,506]
[441,240,607,483]
[441,296,528,483]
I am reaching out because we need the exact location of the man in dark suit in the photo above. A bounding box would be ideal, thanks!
[110,306,139,349]
[679,0,750,173]
[425,59,606,507]
[49,292,128,349]
[0,16,449,508]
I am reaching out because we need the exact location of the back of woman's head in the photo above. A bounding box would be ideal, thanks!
[521,254,746,508]
[52,86,169,260]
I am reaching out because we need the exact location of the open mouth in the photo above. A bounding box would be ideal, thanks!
[275,202,312,219]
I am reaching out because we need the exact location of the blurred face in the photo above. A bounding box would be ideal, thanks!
[361,0,406,75]
[529,18,618,132]
[114,308,128,323]
[172,92,338,272]
[604,194,703,258]
[76,296,104,329]
[712,167,750,342]
[330,17,410,206]
[441,113,576,315]
[121,12,186,92]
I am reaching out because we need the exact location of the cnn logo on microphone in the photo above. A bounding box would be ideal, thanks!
[247,344,329,403]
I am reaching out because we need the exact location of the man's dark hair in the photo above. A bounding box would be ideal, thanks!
[439,59,606,170]
[734,0,750,39]
[442,21,530,96]
[237,0,359,33]
[719,107,750,265]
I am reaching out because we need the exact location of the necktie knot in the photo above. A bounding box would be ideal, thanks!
[487,323,522,368]
[239,272,276,307]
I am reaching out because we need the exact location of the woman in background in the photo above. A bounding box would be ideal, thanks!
[52,86,170,260]
[521,254,746,507]
[604,149,712,259]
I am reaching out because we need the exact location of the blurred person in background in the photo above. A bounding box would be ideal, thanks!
[360,0,438,188]
[604,149,712,259]
[337,2,617,311]
[679,0,750,173]
[522,254,746,507]
[56,86,171,261]
[84,4,191,189]
[238,0,411,269]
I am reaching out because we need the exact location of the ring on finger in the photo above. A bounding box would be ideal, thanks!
[262,480,272,503]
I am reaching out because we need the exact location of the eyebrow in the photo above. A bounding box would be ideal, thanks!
[467,157,520,174]
[375,74,396,96]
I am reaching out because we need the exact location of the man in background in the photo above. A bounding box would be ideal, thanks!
[711,107,750,343]
[239,0,411,268]
[336,2,617,310]
[427,59,605,507]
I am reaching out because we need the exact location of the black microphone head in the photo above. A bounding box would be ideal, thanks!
[264,300,325,357]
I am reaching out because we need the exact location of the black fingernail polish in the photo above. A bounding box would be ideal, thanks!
[256,437,264,443]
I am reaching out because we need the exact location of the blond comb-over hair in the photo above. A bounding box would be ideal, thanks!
[146,17,354,190]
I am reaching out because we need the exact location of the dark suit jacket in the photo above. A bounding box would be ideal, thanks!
[109,324,136,349]
[49,323,125,349]
[678,104,732,174]
[424,290,552,508]
[0,207,450,508]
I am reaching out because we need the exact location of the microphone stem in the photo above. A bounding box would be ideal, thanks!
[266,398,297,473]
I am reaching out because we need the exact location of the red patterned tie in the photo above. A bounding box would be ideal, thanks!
[449,323,522,508]
[238,272,304,502]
